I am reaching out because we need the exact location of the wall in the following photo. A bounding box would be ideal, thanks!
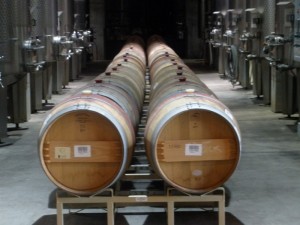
[89,0,215,60]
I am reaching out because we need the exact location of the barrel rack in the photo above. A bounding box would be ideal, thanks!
[54,70,227,225]
[56,187,226,225]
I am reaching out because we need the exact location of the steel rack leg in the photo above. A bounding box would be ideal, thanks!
[56,197,64,225]
[218,193,225,225]
[167,201,175,225]
[107,200,114,225]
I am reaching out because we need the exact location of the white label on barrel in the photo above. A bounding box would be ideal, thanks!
[185,144,202,156]
[55,147,71,159]
[74,145,91,157]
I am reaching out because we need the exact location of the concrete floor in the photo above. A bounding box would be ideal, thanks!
[0,62,300,225]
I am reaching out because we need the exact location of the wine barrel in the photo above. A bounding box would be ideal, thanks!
[145,36,241,194]
[108,57,146,77]
[39,93,135,195]
[77,81,140,127]
[149,79,217,112]
[113,52,146,73]
[147,38,179,68]
[105,63,145,93]
[148,49,179,69]
[114,37,146,72]
[151,70,200,93]
[97,72,144,110]
[150,58,187,77]
[38,36,146,195]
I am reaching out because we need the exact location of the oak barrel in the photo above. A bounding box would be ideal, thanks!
[145,36,241,194]
[39,94,135,195]
[38,36,145,195]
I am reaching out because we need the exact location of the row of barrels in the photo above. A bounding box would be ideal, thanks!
[38,35,241,196]
[38,36,146,195]
[144,35,241,194]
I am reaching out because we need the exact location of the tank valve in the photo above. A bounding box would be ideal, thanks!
[35,64,43,71]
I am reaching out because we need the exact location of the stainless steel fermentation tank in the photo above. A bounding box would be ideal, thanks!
[238,6,262,91]
[70,31,83,81]
[43,0,58,103]
[0,0,76,145]
[57,0,88,85]
[55,0,87,85]
[223,9,240,84]
[54,0,92,93]
[209,12,225,76]
[73,0,86,72]
[23,36,45,112]
[25,0,46,111]
[294,0,300,132]
[72,0,94,79]
[74,0,96,62]
[264,2,296,116]
[23,0,66,112]
[0,0,14,145]
[69,0,83,81]
[277,2,296,117]
[53,35,72,94]
[22,0,59,105]
[72,0,96,80]
[54,0,74,93]
[28,0,74,98]
[258,0,276,105]
[0,0,32,145]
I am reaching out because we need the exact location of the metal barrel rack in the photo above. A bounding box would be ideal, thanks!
[55,68,227,225]
[56,189,226,225]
